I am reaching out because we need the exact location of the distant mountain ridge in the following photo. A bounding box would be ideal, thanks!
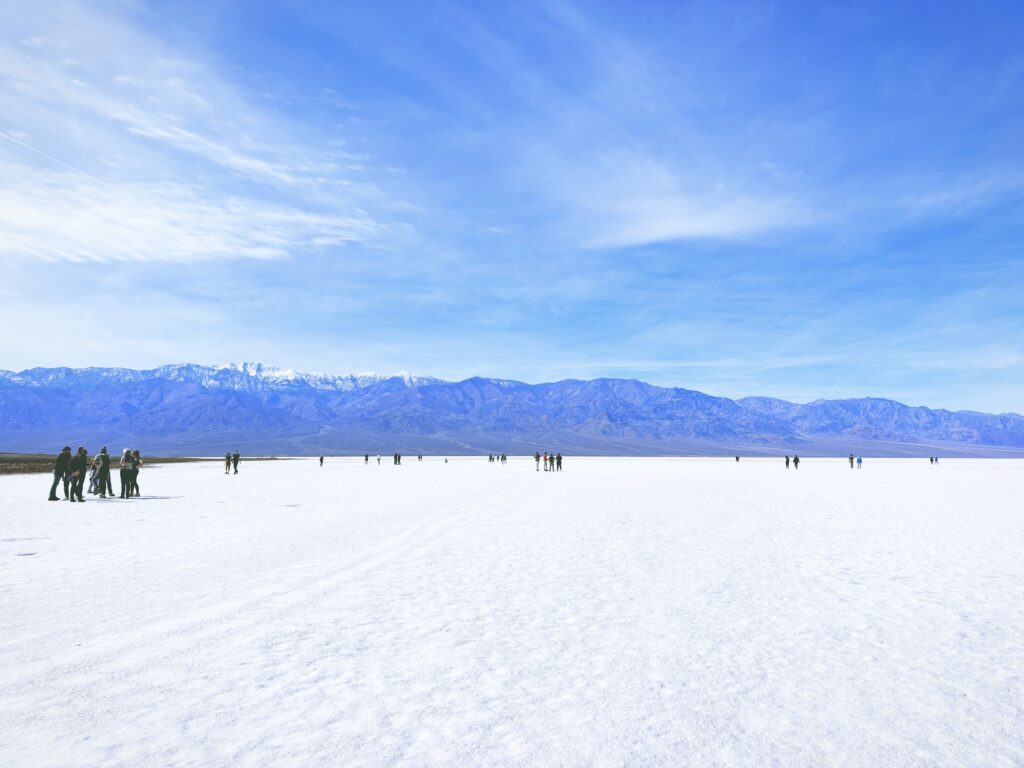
[1,363,1022,456]
[0,363,439,392]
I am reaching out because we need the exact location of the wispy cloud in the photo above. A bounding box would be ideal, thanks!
[0,162,382,262]
[537,150,810,248]
[0,1,402,263]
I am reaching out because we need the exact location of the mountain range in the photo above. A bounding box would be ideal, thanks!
[1,363,1022,456]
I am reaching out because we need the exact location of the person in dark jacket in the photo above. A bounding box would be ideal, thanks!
[69,446,88,502]
[48,446,72,500]
[130,450,143,497]
[119,448,132,498]
[319,454,324,467]
[97,447,113,498]
[224,452,231,474]
[232,451,240,474]
[793,455,800,469]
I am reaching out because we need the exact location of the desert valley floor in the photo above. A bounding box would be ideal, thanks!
[1,457,1023,766]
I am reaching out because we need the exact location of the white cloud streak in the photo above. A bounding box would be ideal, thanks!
[0,163,382,263]
[0,1,400,263]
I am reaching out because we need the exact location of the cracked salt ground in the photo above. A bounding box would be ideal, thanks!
[1,457,1023,766]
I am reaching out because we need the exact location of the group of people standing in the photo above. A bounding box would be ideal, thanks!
[488,454,508,464]
[534,451,563,471]
[48,446,143,501]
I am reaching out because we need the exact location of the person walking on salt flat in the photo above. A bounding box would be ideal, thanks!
[97,447,113,498]
[47,446,70,500]
[69,446,88,502]
[88,451,100,494]
[119,449,133,499]
[849,453,855,468]
[856,455,862,469]
[534,451,541,471]
[48,446,71,501]
[785,455,790,469]
[130,450,143,497]
[793,455,800,469]
[319,454,324,467]
[232,451,240,474]
[225,452,231,474]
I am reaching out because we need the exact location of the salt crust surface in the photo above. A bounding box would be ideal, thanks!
[1,457,1022,766]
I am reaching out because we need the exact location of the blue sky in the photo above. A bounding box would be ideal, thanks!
[1,0,1022,412]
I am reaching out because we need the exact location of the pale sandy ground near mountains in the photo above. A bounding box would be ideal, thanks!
[1,457,1023,767]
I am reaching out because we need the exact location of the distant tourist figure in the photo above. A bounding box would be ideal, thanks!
[534,451,540,471]
[444,457,448,464]
[97,447,113,498]
[849,453,855,468]
[225,452,232,474]
[785,455,790,469]
[319,454,324,467]
[556,453,562,471]
[87,451,100,494]
[377,453,381,465]
[793,455,800,469]
[119,449,133,498]
[735,456,740,462]
[69,446,88,502]
[543,452,549,471]
[48,446,71,501]
[130,450,143,497]
[929,456,934,465]
[418,455,423,461]
[232,451,240,474]
[856,455,863,469]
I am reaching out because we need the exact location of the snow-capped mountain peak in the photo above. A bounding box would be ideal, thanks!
[1,363,442,392]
